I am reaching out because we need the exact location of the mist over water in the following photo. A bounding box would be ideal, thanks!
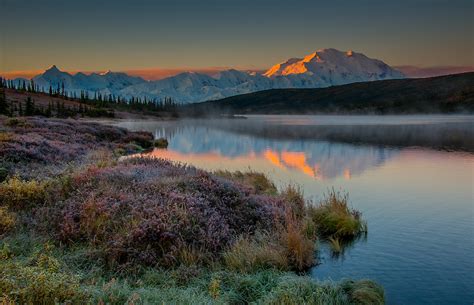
[116,115,474,305]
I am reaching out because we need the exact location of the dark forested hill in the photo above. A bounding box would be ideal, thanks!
[191,73,474,114]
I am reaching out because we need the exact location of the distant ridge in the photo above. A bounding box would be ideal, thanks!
[191,73,474,114]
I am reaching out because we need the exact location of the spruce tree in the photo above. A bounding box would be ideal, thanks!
[25,97,34,116]
[0,78,7,115]
[46,102,52,117]
[0,87,8,115]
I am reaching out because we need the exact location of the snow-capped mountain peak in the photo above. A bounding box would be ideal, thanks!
[45,65,60,72]
[263,48,404,83]
[31,66,146,95]
[24,48,404,103]
[100,70,112,76]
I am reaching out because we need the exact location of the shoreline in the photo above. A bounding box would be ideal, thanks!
[0,116,384,304]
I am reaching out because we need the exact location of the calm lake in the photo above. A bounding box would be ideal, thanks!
[115,115,474,305]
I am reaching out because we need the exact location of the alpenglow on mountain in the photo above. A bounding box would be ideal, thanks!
[17,49,405,103]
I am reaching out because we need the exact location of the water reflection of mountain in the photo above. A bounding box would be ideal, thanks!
[213,120,474,152]
[160,125,398,179]
[116,116,473,179]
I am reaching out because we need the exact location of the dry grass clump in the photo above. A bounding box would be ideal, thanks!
[223,232,289,272]
[281,185,305,218]
[224,186,317,272]
[309,189,367,239]
[280,215,316,271]
[223,224,316,273]
[223,185,369,271]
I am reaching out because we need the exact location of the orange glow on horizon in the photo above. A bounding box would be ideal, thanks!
[0,70,43,79]
[0,66,265,81]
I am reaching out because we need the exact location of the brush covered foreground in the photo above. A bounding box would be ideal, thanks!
[0,116,383,304]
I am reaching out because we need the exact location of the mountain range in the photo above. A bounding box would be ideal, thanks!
[9,48,405,103]
[193,72,474,114]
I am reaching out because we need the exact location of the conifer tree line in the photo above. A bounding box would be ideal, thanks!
[0,77,182,117]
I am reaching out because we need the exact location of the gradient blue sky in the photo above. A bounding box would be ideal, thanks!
[1,0,472,74]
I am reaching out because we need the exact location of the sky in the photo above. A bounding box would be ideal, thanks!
[0,0,473,79]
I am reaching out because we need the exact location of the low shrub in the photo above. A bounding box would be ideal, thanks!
[0,254,86,304]
[56,158,281,267]
[154,137,169,149]
[0,207,16,235]
[0,132,14,142]
[0,117,156,179]
[0,177,47,209]
[4,118,29,128]
[123,131,154,149]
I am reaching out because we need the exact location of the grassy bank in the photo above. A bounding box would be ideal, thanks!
[0,116,383,304]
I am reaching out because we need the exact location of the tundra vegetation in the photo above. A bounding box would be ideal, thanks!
[0,116,383,304]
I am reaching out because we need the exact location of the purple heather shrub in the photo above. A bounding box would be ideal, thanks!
[55,157,287,267]
[1,117,324,272]
[0,117,153,178]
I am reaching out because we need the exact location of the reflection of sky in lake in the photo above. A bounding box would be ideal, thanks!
[116,117,474,305]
